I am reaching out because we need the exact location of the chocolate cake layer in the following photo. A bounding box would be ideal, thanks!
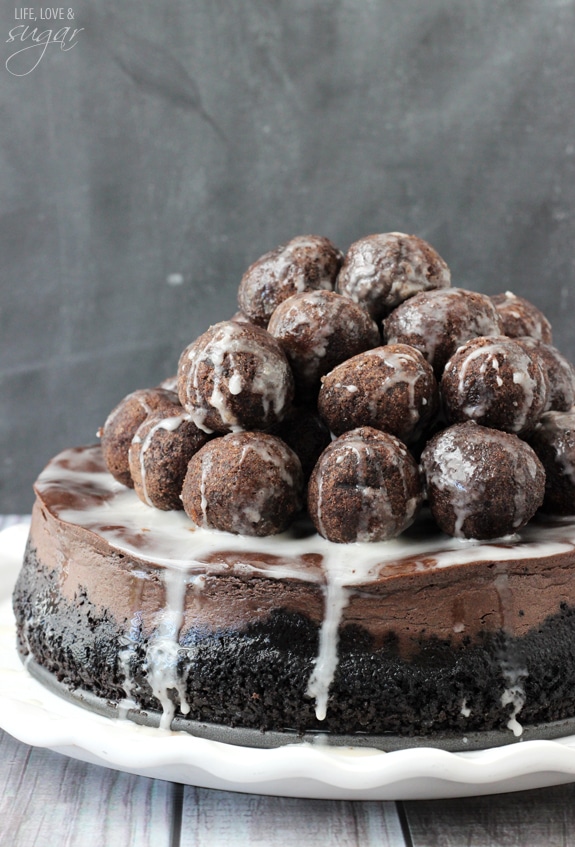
[12,446,575,741]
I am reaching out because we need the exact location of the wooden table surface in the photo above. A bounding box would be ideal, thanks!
[3,516,575,846]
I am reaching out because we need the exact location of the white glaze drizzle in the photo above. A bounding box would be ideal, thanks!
[315,462,329,541]
[500,663,528,737]
[18,612,34,667]
[494,571,528,736]
[339,236,385,305]
[424,433,477,538]
[131,414,188,507]
[370,347,425,426]
[117,611,141,717]
[198,452,212,528]
[307,544,382,720]
[306,561,351,720]
[144,567,194,729]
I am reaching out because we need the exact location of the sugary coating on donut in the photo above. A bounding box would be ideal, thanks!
[100,387,180,487]
[307,426,423,543]
[318,344,438,444]
[383,288,503,376]
[491,291,552,344]
[181,432,304,536]
[229,310,253,325]
[518,337,575,412]
[336,232,451,321]
[420,422,545,539]
[267,290,380,400]
[271,405,332,482]
[177,320,294,433]
[238,235,343,327]
[527,411,575,514]
[128,406,212,510]
[158,375,179,392]
[441,336,549,435]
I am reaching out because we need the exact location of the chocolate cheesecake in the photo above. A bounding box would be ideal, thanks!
[13,231,575,749]
[13,444,575,747]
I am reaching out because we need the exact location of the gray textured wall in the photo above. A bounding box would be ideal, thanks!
[1,0,575,512]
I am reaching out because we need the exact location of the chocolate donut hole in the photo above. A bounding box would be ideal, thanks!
[238,235,343,327]
[267,290,380,401]
[318,343,438,444]
[491,291,552,344]
[383,287,503,377]
[100,387,180,487]
[307,426,423,543]
[441,336,549,435]
[178,320,294,434]
[518,337,575,412]
[129,406,212,510]
[182,431,304,536]
[527,411,575,515]
[420,422,545,540]
[337,232,451,321]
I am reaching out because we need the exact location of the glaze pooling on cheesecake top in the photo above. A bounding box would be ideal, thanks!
[36,446,575,577]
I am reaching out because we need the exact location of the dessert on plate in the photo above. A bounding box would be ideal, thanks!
[13,232,575,748]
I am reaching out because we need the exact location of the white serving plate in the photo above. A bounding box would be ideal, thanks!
[3,522,575,800]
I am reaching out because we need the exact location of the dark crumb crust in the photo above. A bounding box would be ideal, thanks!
[13,541,575,737]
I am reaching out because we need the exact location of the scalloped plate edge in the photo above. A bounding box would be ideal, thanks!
[3,523,575,799]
